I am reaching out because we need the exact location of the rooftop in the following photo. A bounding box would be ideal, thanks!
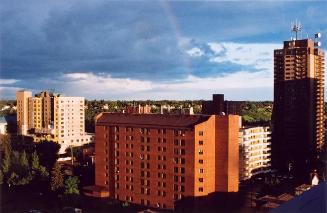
[96,113,211,128]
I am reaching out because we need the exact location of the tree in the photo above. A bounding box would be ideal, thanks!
[31,151,40,171]
[50,163,64,192]
[64,176,80,195]
[31,151,49,179]
[7,151,32,186]
[1,147,10,175]
[35,141,60,171]
[0,134,11,176]
[0,170,3,184]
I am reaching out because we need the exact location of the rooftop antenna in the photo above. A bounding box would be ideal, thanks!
[291,20,302,40]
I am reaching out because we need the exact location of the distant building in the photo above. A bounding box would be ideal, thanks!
[0,116,8,134]
[272,37,325,175]
[239,126,271,180]
[16,90,93,153]
[124,105,152,114]
[202,94,245,115]
[89,113,240,209]
[16,90,32,135]
[160,105,194,115]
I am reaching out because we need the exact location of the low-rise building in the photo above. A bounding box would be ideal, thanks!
[239,126,271,180]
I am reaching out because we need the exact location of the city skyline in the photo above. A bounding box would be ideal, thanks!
[1,1,327,100]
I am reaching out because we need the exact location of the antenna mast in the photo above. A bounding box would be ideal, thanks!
[291,20,302,40]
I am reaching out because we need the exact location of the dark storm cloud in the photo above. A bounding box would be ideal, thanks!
[1,1,192,81]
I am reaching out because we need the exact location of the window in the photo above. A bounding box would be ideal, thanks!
[199,169,204,173]
[199,178,203,182]
[199,159,204,164]
[181,167,185,174]
[199,149,203,155]
[199,140,203,145]
[181,158,185,164]
[199,187,203,192]
[181,176,185,183]
[174,167,178,173]
[199,131,204,136]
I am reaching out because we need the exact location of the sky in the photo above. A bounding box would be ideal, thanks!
[1,0,326,100]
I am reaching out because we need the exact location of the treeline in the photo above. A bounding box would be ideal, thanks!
[84,100,203,132]
[241,102,273,126]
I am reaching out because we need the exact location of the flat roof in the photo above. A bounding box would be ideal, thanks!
[96,113,211,128]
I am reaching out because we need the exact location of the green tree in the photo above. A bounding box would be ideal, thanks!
[31,151,49,179]
[36,141,60,170]
[0,134,11,176]
[7,151,32,186]
[1,148,10,175]
[0,170,3,184]
[50,163,64,191]
[64,176,80,195]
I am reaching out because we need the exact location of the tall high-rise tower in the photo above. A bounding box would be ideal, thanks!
[272,30,325,177]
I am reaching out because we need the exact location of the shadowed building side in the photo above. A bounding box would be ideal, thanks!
[272,39,325,178]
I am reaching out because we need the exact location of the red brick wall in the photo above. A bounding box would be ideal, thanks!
[215,115,239,192]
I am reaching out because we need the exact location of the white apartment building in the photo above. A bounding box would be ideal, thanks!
[239,126,271,180]
[16,91,93,154]
[54,96,93,153]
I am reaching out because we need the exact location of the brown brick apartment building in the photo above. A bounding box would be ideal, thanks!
[272,38,325,176]
[91,113,239,209]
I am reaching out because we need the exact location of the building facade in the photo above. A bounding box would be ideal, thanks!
[16,90,93,153]
[16,90,32,135]
[202,94,245,115]
[0,116,8,134]
[272,39,325,175]
[93,113,240,209]
[239,126,271,181]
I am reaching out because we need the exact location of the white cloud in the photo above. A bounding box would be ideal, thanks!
[0,79,19,85]
[47,70,273,100]
[186,47,204,57]
[0,86,23,99]
[208,42,281,71]
[61,72,154,96]
[208,42,224,54]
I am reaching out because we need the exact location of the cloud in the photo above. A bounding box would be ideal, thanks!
[186,47,204,57]
[0,86,23,99]
[207,42,280,71]
[62,73,153,93]
[1,1,326,100]
[0,79,19,85]
[33,70,272,100]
